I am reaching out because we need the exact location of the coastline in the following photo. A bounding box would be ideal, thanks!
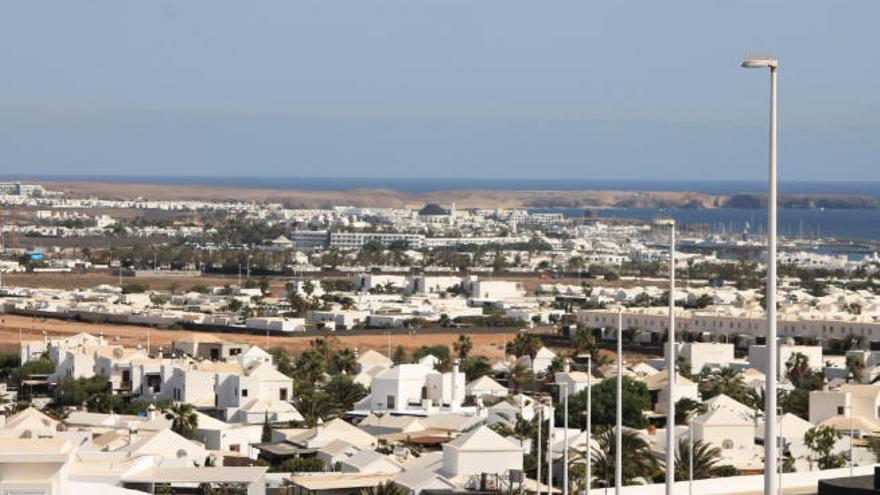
[34,180,878,210]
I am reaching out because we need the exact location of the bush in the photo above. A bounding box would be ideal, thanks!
[273,456,325,473]
[121,283,148,294]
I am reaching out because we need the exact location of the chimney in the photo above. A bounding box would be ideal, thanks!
[452,359,460,375]
[157,346,164,359]
[563,359,571,374]
[315,417,324,433]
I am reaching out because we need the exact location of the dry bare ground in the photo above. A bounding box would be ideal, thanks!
[0,314,516,361]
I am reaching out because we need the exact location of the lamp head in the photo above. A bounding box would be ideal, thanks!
[741,52,778,69]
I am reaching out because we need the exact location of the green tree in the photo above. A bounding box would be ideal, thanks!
[293,349,327,386]
[360,481,406,495]
[57,376,120,412]
[165,403,198,438]
[511,362,532,393]
[391,345,407,365]
[592,427,659,486]
[330,348,358,375]
[846,355,866,383]
[273,456,325,473]
[453,334,473,361]
[804,425,846,470]
[702,367,747,402]
[675,397,707,425]
[562,376,650,430]
[674,438,723,480]
[412,345,450,363]
[11,359,54,388]
[461,356,492,381]
[261,412,273,443]
[506,333,542,358]
[571,326,597,357]
[785,352,812,389]
[324,374,368,412]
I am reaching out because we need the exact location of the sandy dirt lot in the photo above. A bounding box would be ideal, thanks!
[1,271,277,293]
[1,270,663,294]
[0,314,516,361]
[0,314,656,366]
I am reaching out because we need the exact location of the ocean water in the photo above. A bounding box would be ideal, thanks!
[5,174,880,241]
[541,207,880,243]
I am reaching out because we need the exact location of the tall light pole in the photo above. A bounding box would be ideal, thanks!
[742,52,779,495]
[563,383,570,495]
[548,404,555,492]
[849,402,854,477]
[689,415,694,495]
[537,406,543,495]
[615,310,622,495]
[655,217,676,495]
[585,354,592,495]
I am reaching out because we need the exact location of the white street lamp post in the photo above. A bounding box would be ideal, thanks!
[585,354,592,495]
[564,383,569,495]
[549,405,555,492]
[742,52,779,495]
[537,405,543,495]
[616,310,622,495]
[850,403,854,477]
[655,218,676,495]
[689,416,694,495]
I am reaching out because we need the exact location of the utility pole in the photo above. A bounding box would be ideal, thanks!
[548,405,554,493]
[615,310,622,495]
[741,53,779,495]
[563,383,569,495]
[537,406,542,495]
[585,354,592,495]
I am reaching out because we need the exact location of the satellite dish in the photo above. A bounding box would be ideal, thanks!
[113,348,124,359]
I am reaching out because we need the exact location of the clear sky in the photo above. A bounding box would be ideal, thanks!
[1,1,878,181]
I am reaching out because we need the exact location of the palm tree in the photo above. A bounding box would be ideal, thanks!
[453,334,473,361]
[165,403,198,438]
[674,438,723,480]
[846,355,866,383]
[511,362,532,393]
[331,348,358,375]
[703,367,747,402]
[785,352,812,388]
[360,481,405,495]
[507,333,541,359]
[591,427,660,487]
[571,326,597,357]
[294,390,345,426]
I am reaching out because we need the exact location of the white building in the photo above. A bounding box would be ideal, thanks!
[440,426,523,487]
[749,343,822,380]
[363,363,466,413]
[672,342,736,375]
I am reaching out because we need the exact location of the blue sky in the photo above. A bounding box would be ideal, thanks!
[1,1,878,181]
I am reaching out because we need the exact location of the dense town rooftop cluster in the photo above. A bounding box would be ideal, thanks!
[4,184,880,494]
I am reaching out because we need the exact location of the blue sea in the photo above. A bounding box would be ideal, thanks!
[539,207,880,244]
[4,174,880,242]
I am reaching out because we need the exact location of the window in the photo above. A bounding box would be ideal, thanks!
[242,389,248,397]
[279,388,288,401]
[838,406,845,415]
[387,395,395,409]
[229,444,240,452]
